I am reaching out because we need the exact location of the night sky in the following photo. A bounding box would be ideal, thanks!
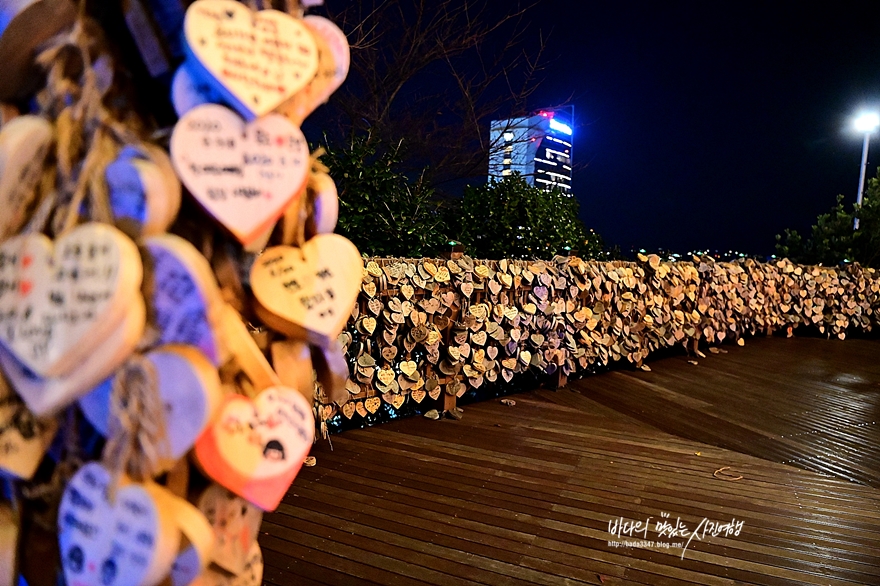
[311,1,880,256]
[312,0,880,255]
[523,2,880,255]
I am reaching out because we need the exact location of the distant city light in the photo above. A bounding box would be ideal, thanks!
[549,118,572,135]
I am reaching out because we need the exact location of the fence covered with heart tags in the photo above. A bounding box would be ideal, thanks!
[319,254,880,427]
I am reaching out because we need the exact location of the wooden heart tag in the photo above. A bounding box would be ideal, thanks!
[251,234,363,348]
[170,104,310,245]
[197,483,262,576]
[303,16,350,105]
[365,396,381,413]
[0,223,142,378]
[0,294,146,416]
[183,0,318,119]
[106,145,182,237]
[194,386,314,511]
[79,346,222,469]
[146,235,225,365]
[0,115,53,240]
[0,371,56,479]
[58,462,180,586]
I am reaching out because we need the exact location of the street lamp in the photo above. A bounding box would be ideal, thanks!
[853,112,880,230]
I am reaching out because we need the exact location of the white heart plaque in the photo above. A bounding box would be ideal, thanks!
[58,462,180,586]
[183,0,318,119]
[170,104,309,245]
[0,223,142,378]
[0,294,145,417]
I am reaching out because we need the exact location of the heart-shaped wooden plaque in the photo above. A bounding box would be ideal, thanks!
[184,0,318,119]
[79,346,222,468]
[0,223,142,378]
[146,235,226,365]
[170,104,309,245]
[183,0,318,119]
[250,234,363,348]
[194,386,314,511]
[58,462,180,586]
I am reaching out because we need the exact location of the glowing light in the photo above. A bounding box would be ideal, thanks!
[549,118,572,135]
[854,112,880,133]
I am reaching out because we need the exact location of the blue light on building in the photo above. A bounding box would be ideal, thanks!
[488,108,573,193]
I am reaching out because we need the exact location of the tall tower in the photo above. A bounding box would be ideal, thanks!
[488,109,573,192]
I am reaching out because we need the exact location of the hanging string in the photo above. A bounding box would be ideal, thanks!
[21,167,59,235]
[285,0,304,18]
[33,16,142,238]
[102,355,169,492]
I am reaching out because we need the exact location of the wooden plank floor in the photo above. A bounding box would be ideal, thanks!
[262,337,880,585]
[574,336,880,487]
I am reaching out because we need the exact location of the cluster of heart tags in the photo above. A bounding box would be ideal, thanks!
[0,1,360,585]
[326,253,880,422]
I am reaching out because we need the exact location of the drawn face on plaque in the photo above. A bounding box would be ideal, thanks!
[216,388,311,480]
[194,387,313,511]
[58,463,164,586]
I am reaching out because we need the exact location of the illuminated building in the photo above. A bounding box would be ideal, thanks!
[488,109,573,192]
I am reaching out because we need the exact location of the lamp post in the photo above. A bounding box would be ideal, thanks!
[853,112,880,230]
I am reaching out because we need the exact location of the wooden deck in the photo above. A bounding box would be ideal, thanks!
[577,336,880,487]
[262,337,880,585]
